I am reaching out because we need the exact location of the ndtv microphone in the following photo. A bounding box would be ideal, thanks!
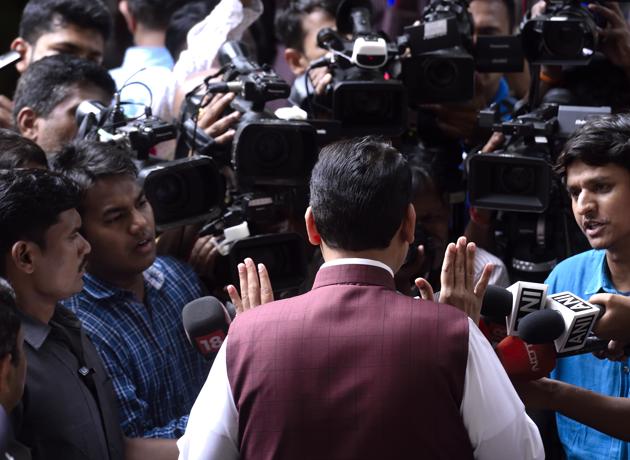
[496,336,556,380]
[506,281,548,336]
[182,296,231,360]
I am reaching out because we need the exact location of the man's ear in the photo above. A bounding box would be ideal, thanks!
[16,107,38,140]
[305,206,322,246]
[118,0,137,34]
[10,37,32,74]
[401,203,416,245]
[284,48,309,76]
[10,241,36,275]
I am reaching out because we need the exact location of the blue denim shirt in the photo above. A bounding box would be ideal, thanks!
[547,249,630,459]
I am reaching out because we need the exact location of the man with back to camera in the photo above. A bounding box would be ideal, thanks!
[12,54,115,155]
[540,113,630,459]
[53,140,212,443]
[178,136,544,460]
[0,0,111,129]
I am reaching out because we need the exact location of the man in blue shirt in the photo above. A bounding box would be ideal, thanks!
[546,112,630,459]
[54,140,210,443]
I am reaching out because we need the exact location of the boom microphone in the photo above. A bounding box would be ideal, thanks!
[182,296,231,360]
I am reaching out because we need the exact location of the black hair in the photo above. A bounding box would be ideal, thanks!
[556,113,630,179]
[309,136,412,251]
[0,129,49,169]
[12,54,116,125]
[19,0,111,43]
[0,169,82,276]
[165,1,218,60]
[127,0,188,30]
[52,140,138,201]
[274,0,340,51]
[0,279,20,366]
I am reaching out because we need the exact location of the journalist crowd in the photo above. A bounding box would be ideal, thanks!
[2,0,630,459]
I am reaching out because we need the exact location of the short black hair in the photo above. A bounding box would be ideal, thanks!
[309,136,412,251]
[0,129,49,169]
[0,169,82,276]
[556,114,630,179]
[52,140,138,203]
[19,0,111,44]
[12,54,116,125]
[0,279,20,366]
[165,1,218,60]
[127,0,188,30]
[274,0,339,51]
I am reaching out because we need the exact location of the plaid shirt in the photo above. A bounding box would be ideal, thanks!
[63,256,211,438]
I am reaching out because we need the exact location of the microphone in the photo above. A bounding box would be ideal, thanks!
[479,285,513,344]
[495,335,556,380]
[506,281,548,336]
[182,296,231,360]
[518,308,566,345]
[546,291,601,354]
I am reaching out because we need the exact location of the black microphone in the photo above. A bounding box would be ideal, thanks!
[481,285,513,318]
[182,296,231,360]
[518,309,566,345]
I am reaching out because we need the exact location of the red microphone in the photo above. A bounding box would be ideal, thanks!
[495,335,556,381]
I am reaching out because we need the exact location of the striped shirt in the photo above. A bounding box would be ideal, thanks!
[63,256,210,438]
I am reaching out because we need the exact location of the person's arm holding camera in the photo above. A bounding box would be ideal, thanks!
[589,1,630,79]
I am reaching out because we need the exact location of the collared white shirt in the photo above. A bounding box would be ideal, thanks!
[178,261,544,460]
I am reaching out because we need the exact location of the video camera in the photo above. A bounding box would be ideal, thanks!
[179,41,318,190]
[521,0,606,65]
[468,103,610,213]
[75,95,176,160]
[398,0,523,105]
[293,0,406,136]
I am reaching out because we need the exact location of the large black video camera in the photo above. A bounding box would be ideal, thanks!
[398,0,523,105]
[179,41,318,190]
[521,0,607,65]
[468,103,610,213]
[296,0,407,136]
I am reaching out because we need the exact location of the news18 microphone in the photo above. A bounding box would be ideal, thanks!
[182,296,231,360]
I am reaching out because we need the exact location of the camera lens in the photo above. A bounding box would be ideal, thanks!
[425,58,457,89]
[351,90,387,118]
[499,165,535,195]
[254,131,289,168]
[543,22,585,59]
[152,173,187,207]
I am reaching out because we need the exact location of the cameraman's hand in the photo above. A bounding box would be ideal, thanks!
[0,95,13,129]
[309,67,333,97]
[415,236,493,324]
[589,2,630,77]
[198,92,241,145]
[481,132,505,153]
[227,257,274,314]
[188,235,220,284]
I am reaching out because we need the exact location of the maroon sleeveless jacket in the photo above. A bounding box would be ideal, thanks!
[226,264,474,460]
